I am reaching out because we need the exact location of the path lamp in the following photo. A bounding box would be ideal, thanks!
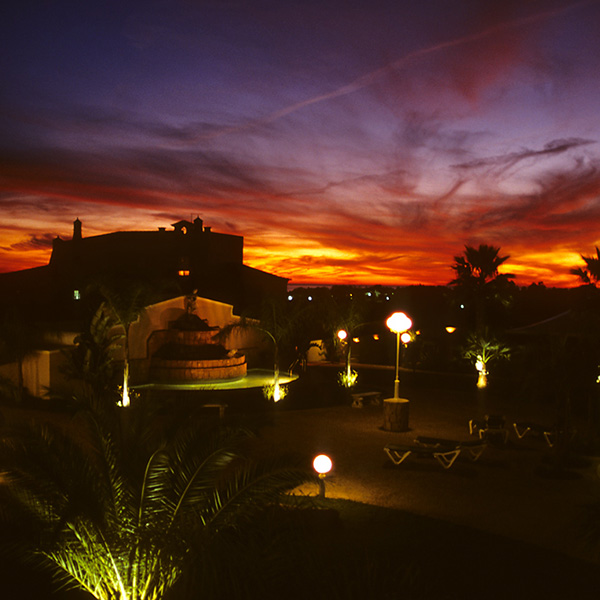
[386,312,412,399]
[313,454,333,498]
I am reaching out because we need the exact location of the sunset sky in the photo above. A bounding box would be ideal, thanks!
[2,0,600,287]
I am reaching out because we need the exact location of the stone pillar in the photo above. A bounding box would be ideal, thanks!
[382,398,409,432]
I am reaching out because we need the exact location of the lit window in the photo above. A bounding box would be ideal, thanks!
[178,270,190,277]
[73,289,81,300]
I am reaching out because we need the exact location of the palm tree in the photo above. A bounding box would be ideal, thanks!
[462,330,511,389]
[59,304,122,412]
[218,297,301,402]
[326,298,366,389]
[571,246,600,285]
[450,244,515,334]
[0,406,315,600]
[93,279,152,407]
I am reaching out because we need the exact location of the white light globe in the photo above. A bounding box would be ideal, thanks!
[386,312,412,334]
[313,454,333,475]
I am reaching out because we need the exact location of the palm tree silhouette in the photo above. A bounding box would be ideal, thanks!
[450,244,514,334]
[571,246,600,285]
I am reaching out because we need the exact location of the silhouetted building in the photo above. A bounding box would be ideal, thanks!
[0,218,288,322]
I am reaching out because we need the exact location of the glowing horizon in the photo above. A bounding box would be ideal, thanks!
[0,216,586,288]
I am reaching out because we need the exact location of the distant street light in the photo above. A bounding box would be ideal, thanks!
[386,312,412,400]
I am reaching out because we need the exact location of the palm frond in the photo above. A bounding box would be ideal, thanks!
[200,457,317,532]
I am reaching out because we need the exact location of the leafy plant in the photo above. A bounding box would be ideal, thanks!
[0,407,315,600]
[462,331,510,388]
[337,368,358,389]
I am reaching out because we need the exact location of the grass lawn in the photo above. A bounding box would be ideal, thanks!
[318,497,599,600]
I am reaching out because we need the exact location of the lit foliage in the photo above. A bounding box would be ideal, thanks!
[94,280,151,408]
[0,409,313,600]
[263,381,288,402]
[219,297,305,402]
[337,368,358,388]
[462,331,511,388]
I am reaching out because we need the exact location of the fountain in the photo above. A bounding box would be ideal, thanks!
[148,297,246,382]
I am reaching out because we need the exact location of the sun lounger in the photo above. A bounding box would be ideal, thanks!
[469,414,509,443]
[351,391,382,408]
[384,443,462,469]
[512,421,576,448]
[415,436,487,461]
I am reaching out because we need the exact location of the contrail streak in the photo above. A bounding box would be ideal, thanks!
[196,0,596,142]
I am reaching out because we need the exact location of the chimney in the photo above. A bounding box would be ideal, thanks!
[73,218,82,241]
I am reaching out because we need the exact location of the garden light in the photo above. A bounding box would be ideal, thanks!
[313,454,333,498]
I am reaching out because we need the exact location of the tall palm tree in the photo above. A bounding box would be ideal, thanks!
[0,406,315,600]
[450,244,515,334]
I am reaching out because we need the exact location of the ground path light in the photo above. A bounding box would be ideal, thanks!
[313,454,333,498]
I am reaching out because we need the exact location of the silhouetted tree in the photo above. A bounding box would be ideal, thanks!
[571,246,600,285]
[450,244,515,334]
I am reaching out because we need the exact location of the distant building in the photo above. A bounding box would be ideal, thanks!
[0,217,288,322]
[0,218,289,399]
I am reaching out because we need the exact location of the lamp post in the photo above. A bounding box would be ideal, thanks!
[386,312,412,400]
[382,312,412,432]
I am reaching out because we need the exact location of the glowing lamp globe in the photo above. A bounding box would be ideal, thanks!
[337,329,348,341]
[386,312,412,334]
[313,454,333,475]
[400,332,411,344]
